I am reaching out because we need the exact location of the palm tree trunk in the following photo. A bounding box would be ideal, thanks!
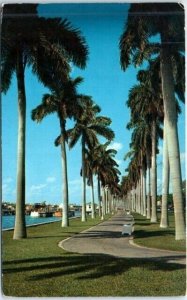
[160,42,185,240]
[131,189,134,212]
[160,119,169,228]
[146,151,151,219]
[140,170,143,215]
[151,119,157,223]
[136,180,139,213]
[105,187,109,214]
[111,194,114,214]
[81,136,87,222]
[146,162,151,219]
[135,185,137,212]
[133,188,136,212]
[13,52,27,239]
[108,189,112,213]
[142,166,146,217]
[101,186,106,219]
[97,175,101,217]
[60,119,69,227]
[91,174,95,219]
[138,180,141,213]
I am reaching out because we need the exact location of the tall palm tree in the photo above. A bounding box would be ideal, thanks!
[82,148,96,219]
[136,59,182,225]
[126,66,163,222]
[127,62,182,224]
[160,119,170,228]
[119,3,185,239]
[91,142,120,217]
[68,99,114,221]
[2,4,88,239]
[130,122,152,217]
[32,77,83,227]
[160,98,182,228]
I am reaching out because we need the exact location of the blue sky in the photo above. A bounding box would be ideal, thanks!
[2,3,185,205]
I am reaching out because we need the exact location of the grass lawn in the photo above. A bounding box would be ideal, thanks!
[132,212,186,252]
[2,214,186,297]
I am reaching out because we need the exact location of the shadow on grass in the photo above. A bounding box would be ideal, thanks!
[134,229,173,239]
[73,230,122,239]
[133,218,150,221]
[134,223,154,226]
[27,232,80,239]
[3,253,185,282]
[99,223,126,227]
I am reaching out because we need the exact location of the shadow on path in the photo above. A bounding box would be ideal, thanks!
[3,253,186,281]
[60,212,186,265]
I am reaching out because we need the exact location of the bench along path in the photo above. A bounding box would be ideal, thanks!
[59,211,186,265]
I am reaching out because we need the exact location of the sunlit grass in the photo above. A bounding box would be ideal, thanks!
[132,212,186,252]
[2,213,186,297]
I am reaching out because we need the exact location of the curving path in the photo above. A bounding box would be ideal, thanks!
[59,211,186,265]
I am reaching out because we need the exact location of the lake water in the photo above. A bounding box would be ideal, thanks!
[2,212,81,230]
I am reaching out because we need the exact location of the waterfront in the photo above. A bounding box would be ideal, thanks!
[2,212,81,230]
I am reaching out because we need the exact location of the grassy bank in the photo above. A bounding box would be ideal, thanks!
[132,212,186,252]
[2,214,186,297]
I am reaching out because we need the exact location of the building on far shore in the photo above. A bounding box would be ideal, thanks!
[86,203,99,215]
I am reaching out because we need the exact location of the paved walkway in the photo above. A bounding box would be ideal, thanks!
[59,211,186,265]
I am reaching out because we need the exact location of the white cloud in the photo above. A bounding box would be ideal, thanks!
[30,184,47,192]
[46,176,56,183]
[2,183,15,197]
[69,179,82,186]
[107,142,123,152]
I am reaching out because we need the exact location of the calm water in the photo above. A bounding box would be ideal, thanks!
[2,212,80,230]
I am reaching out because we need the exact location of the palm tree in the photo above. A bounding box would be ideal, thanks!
[130,123,152,217]
[119,3,185,239]
[91,142,120,217]
[32,77,83,227]
[121,174,134,211]
[92,142,120,216]
[1,4,88,239]
[127,61,182,224]
[126,67,163,222]
[160,98,182,228]
[124,147,142,213]
[68,99,114,222]
[136,59,182,225]
[82,148,96,219]
[160,119,169,228]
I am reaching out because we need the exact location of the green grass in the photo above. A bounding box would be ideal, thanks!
[2,214,186,297]
[132,212,186,252]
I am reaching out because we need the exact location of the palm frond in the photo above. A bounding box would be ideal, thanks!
[38,17,89,69]
[89,125,114,141]
[54,135,61,147]
[95,116,112,126]
[31,94,57,122]
[171,52,185,103]
[84,130,99,149]
[29,43,70,90]
[72,76,84,86]
[133,43,160,67]
[1,48,16,93]
[68,126,81,149]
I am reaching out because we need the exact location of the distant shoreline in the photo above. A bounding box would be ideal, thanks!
[2,216,80,231]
